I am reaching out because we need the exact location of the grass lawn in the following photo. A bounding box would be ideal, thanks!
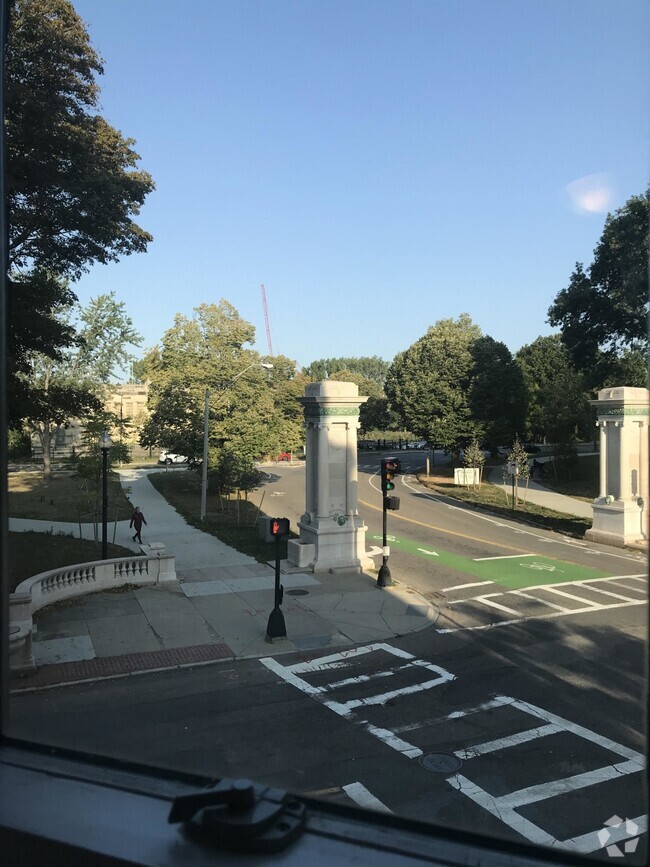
[8,471,133,522]
[536,454,598,502]
[148,471,290,563]
[7,531,137,593]
[417,467,592,537]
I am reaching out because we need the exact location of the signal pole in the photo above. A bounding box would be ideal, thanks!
[377,457,400,588]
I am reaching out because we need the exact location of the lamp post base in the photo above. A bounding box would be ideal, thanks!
[266,607,287,641]
[377,562,393,587]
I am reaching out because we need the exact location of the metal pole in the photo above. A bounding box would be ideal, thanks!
[266,533,287,640]
[200,388,209,521]
[102,447,108,559]
[377,497,392,587]
[511,473,515,511]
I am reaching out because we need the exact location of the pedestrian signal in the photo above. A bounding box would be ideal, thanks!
[271,518,290,537]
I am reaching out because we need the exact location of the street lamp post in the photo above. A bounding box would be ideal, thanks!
[99,431,112,559]
[200,361,273,521]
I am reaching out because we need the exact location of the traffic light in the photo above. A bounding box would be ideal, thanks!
[381,457,400,493]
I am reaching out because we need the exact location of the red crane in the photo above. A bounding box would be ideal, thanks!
[260,283,274,356]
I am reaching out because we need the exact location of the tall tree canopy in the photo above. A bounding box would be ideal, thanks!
[303,356,389,385]
[385,314,483,451]
[516,335,591,444]
[23,293,142,476]
[468,336,527,454]
[140,302,305,475]
[548,189,649,385]
[7,0,155,421]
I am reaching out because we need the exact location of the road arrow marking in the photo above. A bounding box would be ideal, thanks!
[366,546,383,557]
[417,548,439,556]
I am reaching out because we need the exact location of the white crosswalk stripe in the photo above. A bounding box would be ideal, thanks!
[437,575,647,633]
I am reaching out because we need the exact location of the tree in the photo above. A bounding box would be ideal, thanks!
[548,189,649,384]
[6,0,154,421]
[140,302,303,471]
[22,293,142,476]
[384,315,483,452]
[303,356,389,385]
[468,337,527,455]
[516,336,591,444]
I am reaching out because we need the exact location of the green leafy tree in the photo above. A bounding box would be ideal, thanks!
[6,0,154,422]
[548,189,649,385]
[463,439,485,490]
[141,302,303,469]
[469,337,527,455]
[22,293,142,476]
[327,369,397,433]
[304,356,389,385]
[384,314,483,452]
[516,336,591,444]
[503,438,530,506]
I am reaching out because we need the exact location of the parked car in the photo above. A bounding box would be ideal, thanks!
[523,442,541,453]
[277,451,291,462]
[158,452,188,465]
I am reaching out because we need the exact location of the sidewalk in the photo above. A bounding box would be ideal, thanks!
[488,463,594,519]
[11,468,438,690]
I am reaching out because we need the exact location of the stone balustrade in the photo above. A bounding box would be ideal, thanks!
[9,552,176,674]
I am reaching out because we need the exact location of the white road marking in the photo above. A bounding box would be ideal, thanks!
[442,580,494,592]
[446,695,646,854]
[538,586,601,606]
[454,723,561,759]
[510,590,570,612]
[474,594,520,615]
[574,582,639,602]
[416,548,439,556]
[260,643,454,758]
[399,475,643,562]
[437,599,646,633]
[437,575,647,632]
[473,554,535,561]
[563,814,647,854]
[342,782,392,813]
[607,580,647,594]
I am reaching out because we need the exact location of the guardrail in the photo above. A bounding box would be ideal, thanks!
[9,552,176,674]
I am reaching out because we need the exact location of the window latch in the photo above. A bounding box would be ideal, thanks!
[168,778,307,853]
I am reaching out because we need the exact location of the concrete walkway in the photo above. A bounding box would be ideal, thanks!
[488,459,594,519]
[11,468,438,689]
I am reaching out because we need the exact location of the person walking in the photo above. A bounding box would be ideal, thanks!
[130,506,148,544]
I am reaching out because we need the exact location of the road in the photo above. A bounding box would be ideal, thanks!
[10,455,648,862]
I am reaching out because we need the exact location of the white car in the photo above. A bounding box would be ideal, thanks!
[159,452,188,465]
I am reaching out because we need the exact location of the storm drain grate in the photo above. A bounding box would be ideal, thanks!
[286,588,310,596]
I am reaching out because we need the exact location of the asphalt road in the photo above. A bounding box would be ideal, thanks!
[9,457,648,862]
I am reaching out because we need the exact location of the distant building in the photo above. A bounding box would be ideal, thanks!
[30,382,150,460]
[105,382,150,443]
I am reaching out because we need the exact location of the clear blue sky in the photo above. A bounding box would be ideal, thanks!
[73,0,648,371]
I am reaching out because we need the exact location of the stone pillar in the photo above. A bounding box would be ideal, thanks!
[586,386,649,548]
[598,422,607,498]
[286,381,372,573]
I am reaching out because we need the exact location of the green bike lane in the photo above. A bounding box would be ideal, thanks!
[368,531,614,590]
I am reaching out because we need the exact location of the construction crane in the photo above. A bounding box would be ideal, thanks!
[260,283,274,356]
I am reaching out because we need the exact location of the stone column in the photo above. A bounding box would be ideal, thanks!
[286,381,371,573]
[598,422,607,498]
[316,422,330,518]
[586,386,649,548]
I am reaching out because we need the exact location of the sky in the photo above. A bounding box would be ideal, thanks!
[71,0,648,372]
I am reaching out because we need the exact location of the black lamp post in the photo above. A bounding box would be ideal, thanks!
[99,431,112,559]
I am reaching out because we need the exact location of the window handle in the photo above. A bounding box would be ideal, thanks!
[168,778,306,853]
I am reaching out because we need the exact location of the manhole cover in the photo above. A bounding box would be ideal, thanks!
[418,753,463,773]
[286,588,309,596]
